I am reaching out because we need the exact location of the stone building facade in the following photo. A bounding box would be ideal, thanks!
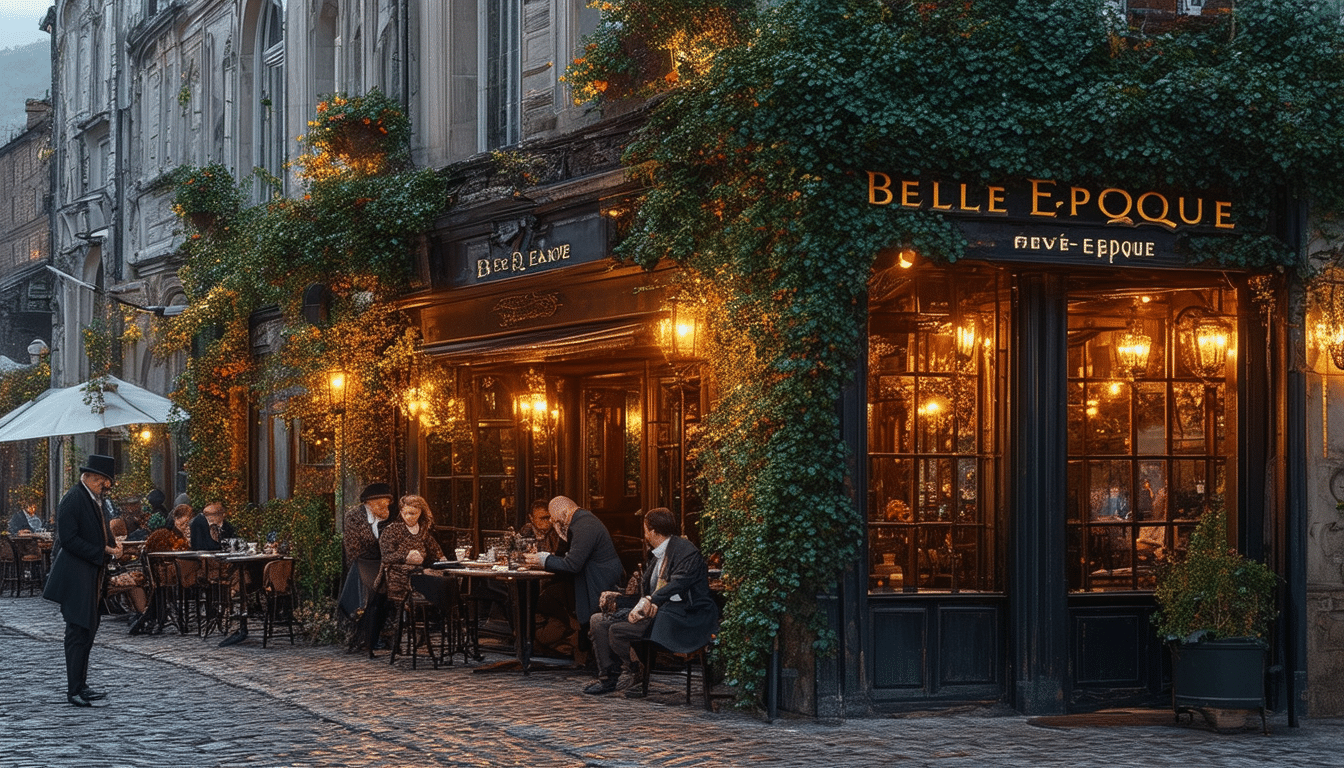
[33,0,1344,720]
[0,99,54,365]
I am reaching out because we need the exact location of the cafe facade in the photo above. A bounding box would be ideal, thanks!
[399,130,1308,716]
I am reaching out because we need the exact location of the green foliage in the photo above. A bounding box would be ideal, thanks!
[170,162,245,223]
[163,89,449,517]
[1153,509,1277,642]
[564,0,757,102]
[232,493,343,603]
[588,0,1344,703]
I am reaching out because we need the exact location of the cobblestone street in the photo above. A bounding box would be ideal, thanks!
[1,596,1340,767]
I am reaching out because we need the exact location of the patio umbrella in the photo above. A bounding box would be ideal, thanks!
[0,375,180,442]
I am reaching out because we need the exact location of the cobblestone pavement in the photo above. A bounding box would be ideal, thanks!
[1,596,1341,767]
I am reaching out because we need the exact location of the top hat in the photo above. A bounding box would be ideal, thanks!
[80,454,117,482]
[359,482,394,502]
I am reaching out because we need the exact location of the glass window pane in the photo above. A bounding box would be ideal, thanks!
[1172,382,1206,454]
[1135,383,1167,455]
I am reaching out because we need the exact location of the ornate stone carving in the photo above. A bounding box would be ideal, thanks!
[493,291,561,328]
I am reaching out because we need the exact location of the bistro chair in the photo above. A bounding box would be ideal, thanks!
[198,557,233,639]
[141,552,180,634]
[632,635,721,711]
[173,557,207,635]
[259,558,298,648]
[10,536,45,596]
[392,571,464,669]
[0,535,20,597]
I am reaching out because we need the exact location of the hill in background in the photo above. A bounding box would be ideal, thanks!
[0,40,51,142]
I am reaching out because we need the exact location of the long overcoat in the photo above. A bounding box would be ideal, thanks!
[643,535,719,654]
[42,481,111,629]
[542,508,623,624]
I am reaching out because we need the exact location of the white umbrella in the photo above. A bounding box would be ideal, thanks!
[0,375,181,442]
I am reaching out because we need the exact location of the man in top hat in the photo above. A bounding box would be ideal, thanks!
[43,455,122,707]
[339,482,394,652]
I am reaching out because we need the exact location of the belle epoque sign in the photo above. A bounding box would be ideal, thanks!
[444,210,607,287]
[866,174,1235,266]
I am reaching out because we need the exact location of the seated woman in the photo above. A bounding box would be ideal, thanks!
[144,504,192,553]
[375,495,445,607]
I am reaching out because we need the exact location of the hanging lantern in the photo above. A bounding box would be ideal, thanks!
[658,296,706,362]
[1114,321,1152,379]
[1176,306,1231,380]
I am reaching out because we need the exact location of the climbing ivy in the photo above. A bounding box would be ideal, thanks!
[576,0,1344,703]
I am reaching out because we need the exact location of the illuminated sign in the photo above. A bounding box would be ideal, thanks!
[866,174,1237,266]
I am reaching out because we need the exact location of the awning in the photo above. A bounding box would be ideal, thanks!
[0,375,181,442]
[422,322,651,365]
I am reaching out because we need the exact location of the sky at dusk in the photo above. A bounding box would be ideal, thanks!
[0,1,52,51]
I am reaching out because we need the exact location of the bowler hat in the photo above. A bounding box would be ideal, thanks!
[80,454,117,482]
[359,482,393,502]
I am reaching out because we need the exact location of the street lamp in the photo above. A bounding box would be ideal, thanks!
[327,369,348,520]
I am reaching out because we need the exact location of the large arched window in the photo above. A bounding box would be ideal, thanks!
[254,0,285,198]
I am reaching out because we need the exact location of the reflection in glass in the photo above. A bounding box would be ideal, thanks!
[1066,286,1237,592]
[867,267,1002,594]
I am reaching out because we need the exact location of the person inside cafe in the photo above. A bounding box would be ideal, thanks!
[584,507,718,696]
[42,454,121,707]
[374,494,444,609]
[340,482,394,653]
[525,495,623,665]
[520,497,565,556]
[8,498,47,534]
[190,501,237,551]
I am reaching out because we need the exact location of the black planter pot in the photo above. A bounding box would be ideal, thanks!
[1169,638,1267,732]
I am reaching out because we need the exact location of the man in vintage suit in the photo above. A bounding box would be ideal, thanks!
[526,495,624,648]
[584,507,718,695]
[43,455,122,707]
[338,482,393,652]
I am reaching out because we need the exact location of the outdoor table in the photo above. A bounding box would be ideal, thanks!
[179,551,284,646]
[437,563,553,674]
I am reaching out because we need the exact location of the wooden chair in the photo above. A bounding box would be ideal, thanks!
[392,571,464,669]
[260,558,298,648]
[0,535,20,597]
[173,558,206,635]
[632,636,720,710]
[144,552,182,634]
[10,536,45,596]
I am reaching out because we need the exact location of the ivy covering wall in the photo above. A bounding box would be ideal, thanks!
[571,0,1344,703]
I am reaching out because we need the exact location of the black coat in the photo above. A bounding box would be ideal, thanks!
[189,513,237,551]
[643,536,719,654]
[42,481,111,629]
[542,508,623,625]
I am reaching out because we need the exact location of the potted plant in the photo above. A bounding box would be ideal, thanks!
[1152,508,1277,731]
[170,163,244,234]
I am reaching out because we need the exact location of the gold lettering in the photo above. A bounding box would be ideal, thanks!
[1178,197,1204,226]
[1215,200,1234,229]
[1029,179,1057,218]
[901,180,922,208]
[1098,188,1133,221]
[1136,192,1176,230]
[477,259,491,278]
[960,184,981,212]
[1070,187,1091,217]
[513,252,526,271]
[867,172,892,205]
[987,186,1006,214]
[932,182,953,211]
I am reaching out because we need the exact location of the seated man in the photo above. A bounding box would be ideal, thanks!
[584,507,718,697]
[8,501,46,534]
[189,501,237,551]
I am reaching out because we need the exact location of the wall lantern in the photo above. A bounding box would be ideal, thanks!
[1114,315,1153,379]
[327,369,347,415]
[954,316,979,364]
[1176,305,1231,380]
[658,296,706,362]
[515,368,554,432]
[137,426,155,444]
[1312,268,1344,371]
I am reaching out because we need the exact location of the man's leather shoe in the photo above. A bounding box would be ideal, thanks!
[217,630,248,647]
[128,613,151,636]
[582,678,618,695]
[78,687,107,701]
[68,693,106,708]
